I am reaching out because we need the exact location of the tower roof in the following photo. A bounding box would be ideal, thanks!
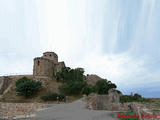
[43,51,58,57]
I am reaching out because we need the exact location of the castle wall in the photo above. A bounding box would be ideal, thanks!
[42,52,58,63]
[54,61,65,74]
[0,76,12,95]
[33,52,65,78]
[33,57,54,78]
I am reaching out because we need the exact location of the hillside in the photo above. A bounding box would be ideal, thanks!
[0,75,62,103]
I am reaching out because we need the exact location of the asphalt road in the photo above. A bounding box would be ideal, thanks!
[34,100,119,120]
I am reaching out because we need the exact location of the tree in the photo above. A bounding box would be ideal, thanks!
[55,67,84,83]
[133,93,142,101]
[95,79,117,95]
[16,77,42,98]
[59,81,86,95]
[81,85,92,96]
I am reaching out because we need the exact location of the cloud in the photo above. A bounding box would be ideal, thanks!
[0,0,160,97]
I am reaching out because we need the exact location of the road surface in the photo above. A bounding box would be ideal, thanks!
[34,100,119,120]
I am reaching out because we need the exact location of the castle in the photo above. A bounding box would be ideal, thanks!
[33,52,65,78]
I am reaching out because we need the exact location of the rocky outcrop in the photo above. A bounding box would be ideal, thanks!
[85,74,102,85]
[0,76,12,95]
[86,89,123,111]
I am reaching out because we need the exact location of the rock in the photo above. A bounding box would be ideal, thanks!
[86,89,123,111]
[0,76,12,95]
[84,74,102,85]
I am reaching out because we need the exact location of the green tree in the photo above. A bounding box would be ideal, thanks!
[55,67,84,83]
[16,77,42,98]
[133,93,142,101]
[95,79,117,95]
[81,85,92,96]
[59,81,86,95]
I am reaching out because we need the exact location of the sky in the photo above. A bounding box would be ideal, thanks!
[0,0,160,97]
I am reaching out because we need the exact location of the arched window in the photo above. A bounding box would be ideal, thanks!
[37,60,40,66]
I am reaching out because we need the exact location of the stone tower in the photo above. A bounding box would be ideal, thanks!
[33,52,65,78]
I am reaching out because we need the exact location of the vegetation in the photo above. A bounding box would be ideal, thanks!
[41,92,66,101]
[15,77,42,98]
[59,81,87,95]
[55,67,84,83]
[56,67,117,96]
[81,85,93,96]
[94,79,117,94]
[120,93,149,103]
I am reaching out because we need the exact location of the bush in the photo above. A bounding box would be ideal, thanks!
[95,79,117,95]
[120,95,133,103]
[120,93,143,103]
[55,67,84,83]
[91,85,98,93]
[59,81,86,95]
[133,93,142,101]
[16,77,42,98]
[58,94,66,101]
[81,85,92,96]
[41,93,65,101]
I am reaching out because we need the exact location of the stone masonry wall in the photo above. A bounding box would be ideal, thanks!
[33,57,54,78]
[54,61,65,74]
[0,76,12,95]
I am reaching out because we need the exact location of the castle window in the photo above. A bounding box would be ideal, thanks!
[37,60,40,66]
[50,54,51,57]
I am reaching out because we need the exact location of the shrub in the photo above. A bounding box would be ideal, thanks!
[120,95,133,103]
[91,85,98,93]
[95,79,117,95]
[59,81,86,95]
[16,77,29,86]
[55,67,84,83]
[41,93,58,101]
[81,85,92,96]
[133,93,142,101]
[16,77,42,98]
[41,93,65,101]
[120,93,143,103]
[57,94,66,101]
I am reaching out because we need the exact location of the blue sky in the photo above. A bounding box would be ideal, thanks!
[0,0,160,97]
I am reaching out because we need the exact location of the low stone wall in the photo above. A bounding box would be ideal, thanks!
[86,89,122,111]
[0,102,47,119]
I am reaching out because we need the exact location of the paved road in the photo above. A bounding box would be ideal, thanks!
[34,100,119,120]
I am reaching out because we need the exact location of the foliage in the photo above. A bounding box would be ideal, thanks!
[120,93,143,103]
[133,93,142,101]
[56,67,119,96]
[91,85,98,93]
[56,67,87,95]
[95,79,117,95]
[59,81,87,95]
[81,85,93,96]
[41,92,66,101]
[16,77,42,98]
[55,67,84,83]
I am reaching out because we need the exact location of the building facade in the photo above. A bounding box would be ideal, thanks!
[33,52,65,78]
